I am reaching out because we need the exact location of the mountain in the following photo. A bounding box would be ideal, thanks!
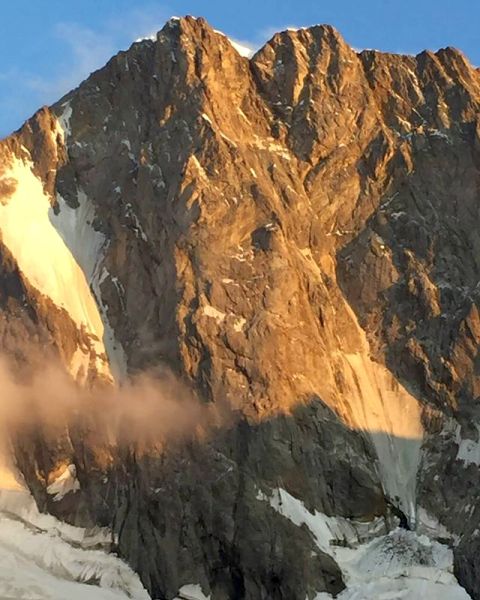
[1,14,480,599]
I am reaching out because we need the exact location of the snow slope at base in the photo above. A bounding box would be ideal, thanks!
[0,488,150,600]
[259,488,470,600]
[333,529,470,600]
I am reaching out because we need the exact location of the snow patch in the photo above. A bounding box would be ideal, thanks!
[203,305,226,323]
[125,203,148,241]
[455,423,480,465]
[68,347,90,385]
[47,464,80,502]
[136,34,157,42]
[237,108,250,123]
[251,135,291,160]
[256,488,384,556]
[219,132,238,147]
[233,316,246,332]
[189,155,209,180]
[91,275,128,382]
[428,129,452,143]
[417,506,458,543]
[212,28,255,58]
[174,583,211,600]
[58,101,73,139]
[230,40,255,58]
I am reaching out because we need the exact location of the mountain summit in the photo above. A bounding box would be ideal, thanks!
[0,15,479,599]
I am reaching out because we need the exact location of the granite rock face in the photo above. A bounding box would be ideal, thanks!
[1,15,480,599]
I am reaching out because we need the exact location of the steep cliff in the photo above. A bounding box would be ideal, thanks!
[0,15,479,599]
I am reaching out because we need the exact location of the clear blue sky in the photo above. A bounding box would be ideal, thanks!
[1,0,479,137]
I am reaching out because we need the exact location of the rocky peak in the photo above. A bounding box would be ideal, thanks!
[1,16,480,600]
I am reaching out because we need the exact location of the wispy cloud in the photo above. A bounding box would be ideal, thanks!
[36,4,171,98]
[0,4,170,137]
[24,23,118,99]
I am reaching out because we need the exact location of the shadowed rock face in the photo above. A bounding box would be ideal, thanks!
[1,14,480,599]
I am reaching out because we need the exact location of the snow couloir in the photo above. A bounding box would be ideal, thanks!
[0,111,126,383]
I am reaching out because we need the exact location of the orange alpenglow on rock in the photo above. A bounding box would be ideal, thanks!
[0,15,478,600]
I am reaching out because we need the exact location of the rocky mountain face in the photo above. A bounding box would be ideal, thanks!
[1,15,480,599]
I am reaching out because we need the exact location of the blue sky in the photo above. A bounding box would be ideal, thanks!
[1,0,479,137]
